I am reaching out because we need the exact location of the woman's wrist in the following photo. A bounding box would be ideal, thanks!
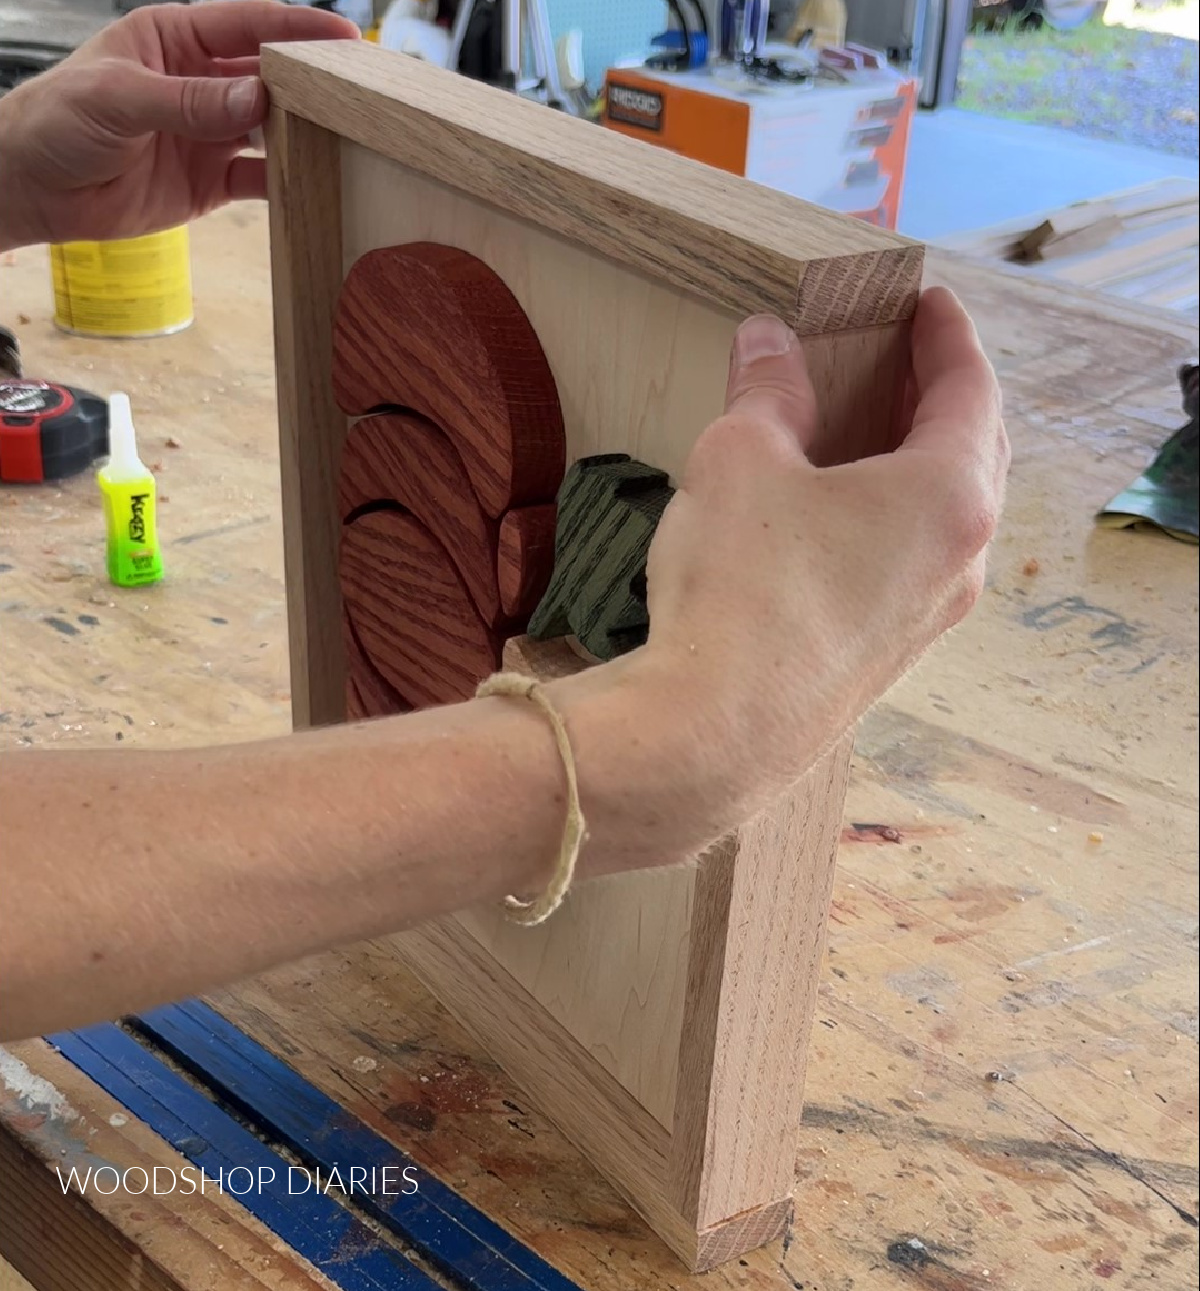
[543,646,758,876]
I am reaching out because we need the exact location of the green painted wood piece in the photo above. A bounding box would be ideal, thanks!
[527,453,675,660]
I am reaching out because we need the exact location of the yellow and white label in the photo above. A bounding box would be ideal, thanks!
[51,226,194,338]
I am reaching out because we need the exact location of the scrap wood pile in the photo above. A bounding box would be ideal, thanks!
[938,178,1200,320]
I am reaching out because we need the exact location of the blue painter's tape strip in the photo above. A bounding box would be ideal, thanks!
[49,1025,441,1291]
[134,1002,582,1291]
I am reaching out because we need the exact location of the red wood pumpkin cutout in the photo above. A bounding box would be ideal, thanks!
[334,245,565,713]
[333,242,565,517]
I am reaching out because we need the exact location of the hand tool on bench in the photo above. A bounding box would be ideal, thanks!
[0,325,109,484]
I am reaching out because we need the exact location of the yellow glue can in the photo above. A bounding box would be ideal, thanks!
[98,393,164,588]
[50,227,193,339]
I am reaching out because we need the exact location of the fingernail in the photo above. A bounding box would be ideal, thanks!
[733,315,795,365]
[226,78,262,125]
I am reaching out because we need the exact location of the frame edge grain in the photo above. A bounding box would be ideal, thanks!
[667,737,853,1238]
[261,43,921,333]
[266,107,347,730]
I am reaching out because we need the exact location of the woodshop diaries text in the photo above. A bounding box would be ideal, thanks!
[55,1164,420,1197]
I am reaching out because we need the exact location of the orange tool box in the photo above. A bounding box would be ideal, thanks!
[603,63,917,231]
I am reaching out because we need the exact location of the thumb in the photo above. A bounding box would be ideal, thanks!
[109,65,267,143]
[724,315,819,454]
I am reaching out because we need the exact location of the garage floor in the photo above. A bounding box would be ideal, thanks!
[902,103,1200,240]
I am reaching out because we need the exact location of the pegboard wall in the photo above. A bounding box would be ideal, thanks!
[544,0,664,87]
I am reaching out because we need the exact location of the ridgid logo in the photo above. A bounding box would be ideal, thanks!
[57,1164,421,1198]
[607,84,664,132]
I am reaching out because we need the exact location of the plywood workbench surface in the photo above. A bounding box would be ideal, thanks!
[0,205,1196,1291]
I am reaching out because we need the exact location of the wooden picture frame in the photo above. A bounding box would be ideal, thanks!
[262,41,922,1272]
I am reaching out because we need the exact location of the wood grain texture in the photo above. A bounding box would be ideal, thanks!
[400,909,800,1275]
[343,611,409,721]
[332,245,564,717]
[1051,217,1197,287]
[341,509,500,708]
[691,1200,794,1274]
[393,915,676,1225]
[344,675,372,723]
[527,455,674,661]
[671,737,854,1229]
[495,505,557,620]
[0,1041,324,1291]
[265,108,347,730]
[332,242,565,517]
[339,411,503,626]
[261,42,922,335]
[340,147,913,484]
[662,837,739,1217]
[0,1129,181,1291]
[803,323,912,467]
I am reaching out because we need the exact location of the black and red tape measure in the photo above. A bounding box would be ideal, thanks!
[0,325,109,483]
[0,379,110,483]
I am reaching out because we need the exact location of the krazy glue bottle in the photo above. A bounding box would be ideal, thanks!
[98,392,164,587]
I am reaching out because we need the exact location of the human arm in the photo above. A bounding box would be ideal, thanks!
[0,657,716,1041]
[0,1,358,253]
[0,289,1008,1040]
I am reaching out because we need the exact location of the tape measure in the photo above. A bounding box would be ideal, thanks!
[0,379,109,483]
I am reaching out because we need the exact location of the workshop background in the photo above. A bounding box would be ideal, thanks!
[3,0,1197,241]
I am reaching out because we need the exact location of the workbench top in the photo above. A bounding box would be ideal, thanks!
[0,207,1196,1291]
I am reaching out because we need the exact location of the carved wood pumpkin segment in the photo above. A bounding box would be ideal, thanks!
[334,243,568,716]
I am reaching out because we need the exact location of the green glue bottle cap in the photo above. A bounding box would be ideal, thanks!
[99,391,164,587]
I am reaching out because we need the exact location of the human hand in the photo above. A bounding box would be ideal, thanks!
[0,1,358,251]
[640,287,1008,821]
